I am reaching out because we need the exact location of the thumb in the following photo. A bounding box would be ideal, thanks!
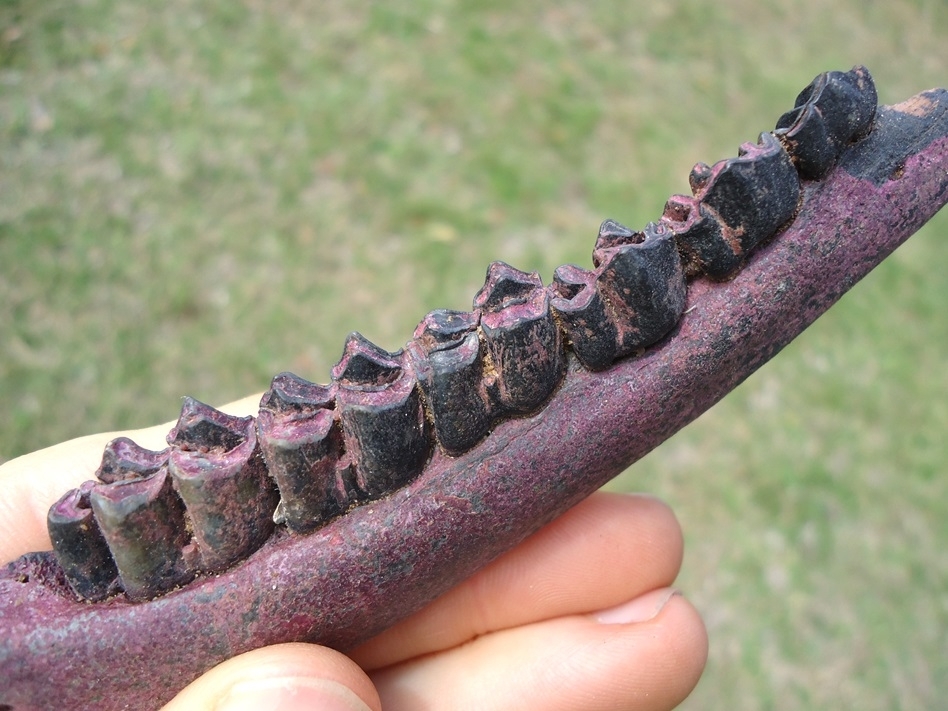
[162,643,381,711]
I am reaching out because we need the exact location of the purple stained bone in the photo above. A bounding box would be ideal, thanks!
[2,71,947,711]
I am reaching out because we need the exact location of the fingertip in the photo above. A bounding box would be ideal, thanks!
[162,643,381,711]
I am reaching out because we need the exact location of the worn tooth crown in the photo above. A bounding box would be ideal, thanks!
[474,261,565,415]
[550,263,619,371]
[47,481,120,601]
[89,467,195,601]
[775,65,877,179]
[409,309,492,455]
[257,373,350,532]
[96,436,170,484]
[671,132,801,279]
[167,398,278,573]
[332,332,431,496]
[594,220,688,353]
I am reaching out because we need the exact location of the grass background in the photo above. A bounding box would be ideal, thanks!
[1,1,946,708]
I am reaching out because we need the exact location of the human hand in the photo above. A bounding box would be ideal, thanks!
[0,412,707,711]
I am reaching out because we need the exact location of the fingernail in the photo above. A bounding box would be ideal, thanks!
[216,678,372,711]
[594,587,680,624]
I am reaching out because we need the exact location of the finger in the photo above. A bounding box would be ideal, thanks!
[162,643,381,711]
[0,395,261,564]
[371,588,708,711]
[351,491,683,670]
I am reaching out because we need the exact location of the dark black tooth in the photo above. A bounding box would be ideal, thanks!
[89,467,195,601]
[594,221,687,353]
[661,194,736,280]
[408,309,492,456]
[96,437,169,484]
[331,333,431,497]
[167,399,278,572]
[776,65,877,179]
[257,373,352,533]
[690,132,801,276]
[47,481,120,601]
[549,264,620,371]
[473,262,565,415]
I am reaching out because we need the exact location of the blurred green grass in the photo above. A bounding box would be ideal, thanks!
[1,1,946,708]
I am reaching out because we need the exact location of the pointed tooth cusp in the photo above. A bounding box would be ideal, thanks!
[775,65,877,180]
[47,481,120,601]
[89,467,195,601]
[96,437,170,484]
[549,264,620,371]
[473,262,565,416]
[331,333,432,497]
[167,398,278,573]
[408,309,492,456]
[257,373,351,533]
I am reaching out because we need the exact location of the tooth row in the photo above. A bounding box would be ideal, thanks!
[48,65,878,603]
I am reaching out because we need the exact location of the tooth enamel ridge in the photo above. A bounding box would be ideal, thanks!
[45,65,882,602]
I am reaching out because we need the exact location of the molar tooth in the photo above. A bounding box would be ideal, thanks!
[167,398,279,572]
[256,373,353,533]
[594,221,687,353]
[89,467,195,601]
[473,262,565,415]
[331,333,431,497]
[47,481,120,601]
[690,132,801,276]
[408,309,492,456]
[549,263,619,371]
[776,66,878,179]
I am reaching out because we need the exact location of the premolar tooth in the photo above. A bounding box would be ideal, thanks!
[167,398,278,572]
[256,373,353,533]
[408,309,492,455]
[775,65,877,179]
[331,333,431,497]
[89,467,195,601]
[47,481,120,601]
[594,221,687,353]
[549,263,619,371]
[473,262,565,415]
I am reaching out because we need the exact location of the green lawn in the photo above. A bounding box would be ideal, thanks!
[2,1,946,708]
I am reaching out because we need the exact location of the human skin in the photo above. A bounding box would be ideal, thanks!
[0,432,708,711]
